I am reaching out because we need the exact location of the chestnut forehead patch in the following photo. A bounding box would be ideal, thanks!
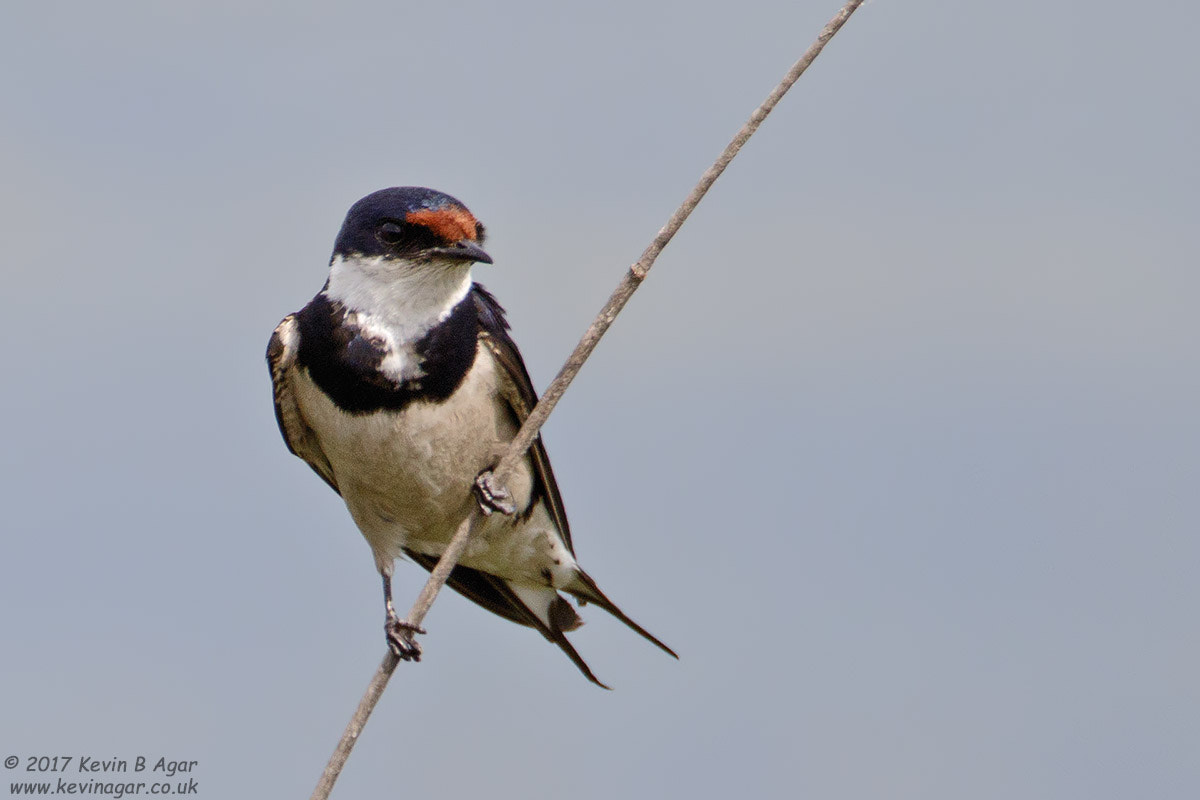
[406,207,480,243]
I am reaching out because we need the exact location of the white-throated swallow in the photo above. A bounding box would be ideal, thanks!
[267,187,675,687]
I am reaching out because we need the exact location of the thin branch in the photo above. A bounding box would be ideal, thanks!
[310,2,866,797]
[307,651,399,800]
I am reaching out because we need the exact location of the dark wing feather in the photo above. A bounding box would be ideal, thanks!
[471,284,574,553]
[564,570,679,660]
[267,315,339,494]
[473,284,676,665]
[405,549,609,689]
[403,549,534,628]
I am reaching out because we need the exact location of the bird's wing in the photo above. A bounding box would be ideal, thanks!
[471,284,575,553]
[472,284,677,665]
[267,314,339,494]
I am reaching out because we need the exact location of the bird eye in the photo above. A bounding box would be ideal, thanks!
[377,222,406,246]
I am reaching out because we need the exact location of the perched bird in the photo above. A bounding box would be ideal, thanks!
[267,187,675,687]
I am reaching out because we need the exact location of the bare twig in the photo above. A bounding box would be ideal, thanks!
[310,2,866,797]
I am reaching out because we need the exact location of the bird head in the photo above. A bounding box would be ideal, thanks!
[332,186,491,266]
[324,187,492,322]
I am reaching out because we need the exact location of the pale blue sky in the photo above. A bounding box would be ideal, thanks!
[2,2,1197,798]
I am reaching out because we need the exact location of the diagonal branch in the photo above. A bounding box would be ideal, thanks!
[309,2,866,797]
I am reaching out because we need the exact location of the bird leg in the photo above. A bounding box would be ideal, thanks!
[474,468,516,516]
[382,573,424,661]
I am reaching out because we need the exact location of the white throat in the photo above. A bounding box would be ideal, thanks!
[322,254,475,384]
[324,253,473,344]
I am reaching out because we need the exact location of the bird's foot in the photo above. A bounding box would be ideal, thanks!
[385,614,425,661]
[474,469,516,516]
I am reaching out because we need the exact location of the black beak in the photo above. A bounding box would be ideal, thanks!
[428,239,493,265]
